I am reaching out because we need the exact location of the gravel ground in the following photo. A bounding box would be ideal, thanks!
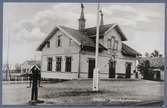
[2,79,164,106]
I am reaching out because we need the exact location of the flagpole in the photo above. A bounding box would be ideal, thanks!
[93,0,100,91]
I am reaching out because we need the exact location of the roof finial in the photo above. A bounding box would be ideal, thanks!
[81,3,84,8]
[80,3,85,19]
[99,10,104,25]
[78,3,86,31]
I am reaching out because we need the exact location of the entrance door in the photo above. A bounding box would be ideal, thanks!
[109,61,116,78]
[88,59,95,78]
[125,63,131,78]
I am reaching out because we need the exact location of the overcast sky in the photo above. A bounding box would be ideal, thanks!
[3,3,165,65]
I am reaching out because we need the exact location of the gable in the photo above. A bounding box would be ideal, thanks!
[104,24,127,41]
[84,24,127,41]
[37,26,81,51]
[37,25,107,51]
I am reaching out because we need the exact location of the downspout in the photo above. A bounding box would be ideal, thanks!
[78,47,81,78]
[135,55,138,79]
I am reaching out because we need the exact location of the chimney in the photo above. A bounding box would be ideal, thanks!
[100,10,104,26]
[78,3,86,32]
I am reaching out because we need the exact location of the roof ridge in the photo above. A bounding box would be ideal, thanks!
[59,25,78,31]
[85,24,114,29]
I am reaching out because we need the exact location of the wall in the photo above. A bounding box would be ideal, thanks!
[103,27,122,55]
[116,55,137,79]
[41,30,80,79]
[79,53,110,79]
[42,30,80,56]
[160,70,164,80]
[40,27,138,79]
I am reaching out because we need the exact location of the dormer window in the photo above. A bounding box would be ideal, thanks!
[47,41,50,48]
[57,35,61,47]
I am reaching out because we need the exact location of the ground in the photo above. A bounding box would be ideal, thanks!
[2,79,164,106]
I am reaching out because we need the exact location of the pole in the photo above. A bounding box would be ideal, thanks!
[6,27,11,81]
[93,0,100,91]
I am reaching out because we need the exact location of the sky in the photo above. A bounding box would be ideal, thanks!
[3,3,165,65]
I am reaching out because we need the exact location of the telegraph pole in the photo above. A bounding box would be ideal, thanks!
[93,0,100,91]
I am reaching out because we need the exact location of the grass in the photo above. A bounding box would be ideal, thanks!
[3,79,164,105]
[38,79,164,105]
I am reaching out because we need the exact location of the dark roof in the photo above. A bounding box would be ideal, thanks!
[37,25,107,51]
[84,24,127,41]
[84,24,113,36]
[60,26,107,50]
[138,57,164,68]
[122,43,141,57]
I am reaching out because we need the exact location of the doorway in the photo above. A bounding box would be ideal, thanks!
[88,58,95,78]
[125,62,131,78]
[109,61,116,78]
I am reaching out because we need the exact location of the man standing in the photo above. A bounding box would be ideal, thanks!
[30,65,40,101]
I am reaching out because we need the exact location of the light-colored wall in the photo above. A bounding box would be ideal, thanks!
[79,53,110,79]
[103,28,122,55]
[42,30,80,56]
[116,55,137,79]
[41,30,81,79]
[40,28,138,79]
[41,54,79,73]
[79,52,137,79]
[160,70,164,80]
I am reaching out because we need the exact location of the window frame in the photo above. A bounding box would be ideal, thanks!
[107,39,111,49]
[56,56,62,72]
[65,56,72,72]
[47,57,52,71]
[56,35,62,47]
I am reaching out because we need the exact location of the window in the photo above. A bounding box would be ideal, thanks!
[111,37,115,49]
[47,41,50,48]
[47,57,52,71]
[65,57,72,72]
[56,57,62,72]
[114,40,118,50]
[107,39,111,49]
[57,35,61,47]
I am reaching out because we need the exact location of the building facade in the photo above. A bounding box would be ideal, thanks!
[37,4,141,80]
